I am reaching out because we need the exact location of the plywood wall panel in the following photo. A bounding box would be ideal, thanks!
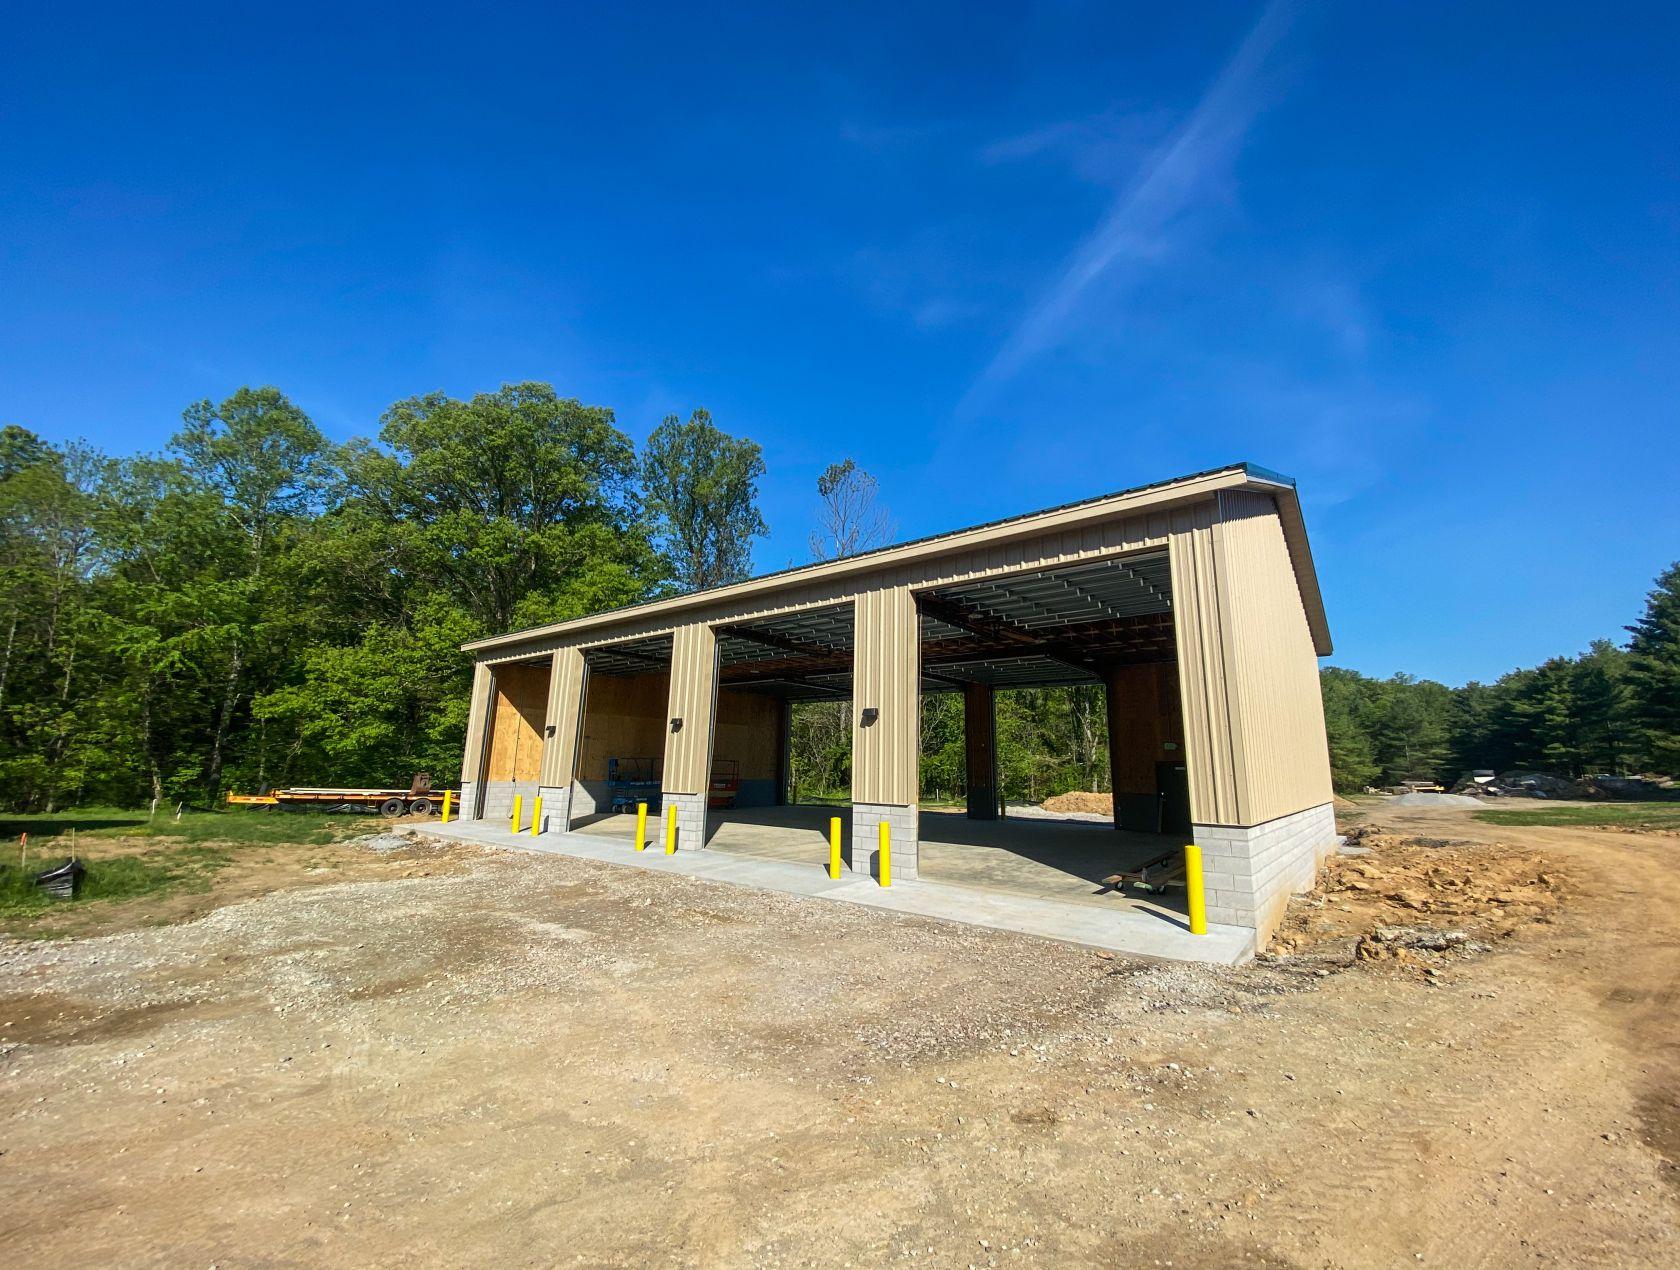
[576,672,669,782]
[485,662,549,783]
[713,689,781,779]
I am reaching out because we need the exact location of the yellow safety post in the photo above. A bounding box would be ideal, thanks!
[828,817,842,879]
[440,790,452,823]
[635,802,648,851]
[665,804,678,854]
[530,795,543,837]
[878,820,891,888]
[1184,843,1208,936]
[510,794,522,836]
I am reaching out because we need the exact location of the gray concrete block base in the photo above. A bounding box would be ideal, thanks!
[479,780,538,828]
[660,791,708,852]
[851,802,918,881]
[1193,802,1337,939]
[537,785,572,834]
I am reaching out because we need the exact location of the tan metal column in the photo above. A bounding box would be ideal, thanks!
[661,623,719,849]
[459,662,495,818]
[537,647,588,833]
[850,585,920,878]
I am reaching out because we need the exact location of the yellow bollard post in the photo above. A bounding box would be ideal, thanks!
[510,794,522,836]
[665,804,678,854]
[440,790,452,823]
[828,817,842,879]
[1184,843,1208,935]
[878,820,891,887]
[530,795,543,837]
[635,802,648,851]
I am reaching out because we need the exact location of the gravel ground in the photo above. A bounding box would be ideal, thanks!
[1,805,1676,1266]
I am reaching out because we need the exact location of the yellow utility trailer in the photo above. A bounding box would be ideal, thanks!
[227,774,452,818]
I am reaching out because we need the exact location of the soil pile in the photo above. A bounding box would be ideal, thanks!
[1040,791,1113,816]
[1269,826,1562,978]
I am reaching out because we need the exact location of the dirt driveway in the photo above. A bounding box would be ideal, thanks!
[2,804,1677,1267]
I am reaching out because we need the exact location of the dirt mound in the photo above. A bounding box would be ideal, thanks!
[1040,791,1112,816]
[1268,828,1563,978]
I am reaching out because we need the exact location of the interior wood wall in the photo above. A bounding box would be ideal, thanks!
[713,689,780,780]
[1105,662,1185,795]
[577,671,670,782]
[485,662,550,783]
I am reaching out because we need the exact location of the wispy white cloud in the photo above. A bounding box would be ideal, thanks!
[978,107,1174,189]
[963,0,1299,407]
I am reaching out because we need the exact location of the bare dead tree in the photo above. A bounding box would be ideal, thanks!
[809,459,894,561]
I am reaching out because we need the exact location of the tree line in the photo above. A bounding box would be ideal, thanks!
[1322,565,1680,791]
[0,384,769,812]
[3,380,1676,812]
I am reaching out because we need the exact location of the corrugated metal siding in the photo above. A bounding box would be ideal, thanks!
[1169,502,1241,826]
[852,586,921,805]
[474,505,1194,665]
[1213,491,1333,824]
[467,468,1258,656]
[538,647,588,787]
[459,663,494,783]
[662,623,719,793]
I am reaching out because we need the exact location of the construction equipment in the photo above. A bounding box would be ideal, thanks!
[227,774,452,818]
[607,757,662,814]
[708,759,741,810]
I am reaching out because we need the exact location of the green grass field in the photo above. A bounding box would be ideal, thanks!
[0,844,232,917]
[0,806,373,847]
[0,807,378,921]
[1473,801,1680,831]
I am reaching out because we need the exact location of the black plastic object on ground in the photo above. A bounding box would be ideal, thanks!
[35,857,85,900]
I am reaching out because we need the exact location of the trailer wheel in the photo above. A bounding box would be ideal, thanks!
[378,797,406,818]
[408,797,433,817]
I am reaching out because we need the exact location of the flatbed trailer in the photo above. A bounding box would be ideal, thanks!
[227,775,450,818]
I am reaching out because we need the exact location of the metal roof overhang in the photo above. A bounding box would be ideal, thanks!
[464,462,1332,660]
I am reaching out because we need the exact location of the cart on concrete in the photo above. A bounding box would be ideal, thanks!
[227,774,451,818]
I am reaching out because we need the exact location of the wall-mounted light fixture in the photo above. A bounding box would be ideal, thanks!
[860,707,879,727]
[670,717,684,732]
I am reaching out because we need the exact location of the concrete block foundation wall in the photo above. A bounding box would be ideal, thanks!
[537,785,572,834]
[458,781,478,821]
[850,802,919,881]
[569,780,612,819]
[662,791,708,852]
[479,780,539,826]
[1194,802,1337,940]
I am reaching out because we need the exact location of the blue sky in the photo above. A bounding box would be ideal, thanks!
[3,2,1677,685]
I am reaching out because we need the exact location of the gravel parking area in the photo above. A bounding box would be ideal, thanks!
[2,805,1676,1266]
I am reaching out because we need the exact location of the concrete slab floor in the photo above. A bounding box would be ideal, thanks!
[572,803,1191,924]
[417,817,1253,965]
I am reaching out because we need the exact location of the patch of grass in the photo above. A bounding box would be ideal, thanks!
[0,844,232,917]
[1473,802,1680,831]
[0,805,373,848]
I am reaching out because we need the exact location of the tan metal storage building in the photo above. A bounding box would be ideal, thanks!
[455,462,1336,942]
